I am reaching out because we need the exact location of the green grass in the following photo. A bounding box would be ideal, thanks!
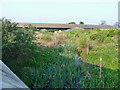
[3,28,119,88]
[64,29,119,88]
[10,45,82,88]
[64,29,118,69]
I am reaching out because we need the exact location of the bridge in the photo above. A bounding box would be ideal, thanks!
[17,23,117,30]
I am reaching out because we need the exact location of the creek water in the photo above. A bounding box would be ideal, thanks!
[62,44,82,88]
[62,44,83,65]
[45,44,83,88]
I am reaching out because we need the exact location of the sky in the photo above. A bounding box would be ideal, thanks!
[0,0,119,25]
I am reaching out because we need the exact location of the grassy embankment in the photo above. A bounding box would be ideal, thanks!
[64,29,119,88]
[2,19,119,88]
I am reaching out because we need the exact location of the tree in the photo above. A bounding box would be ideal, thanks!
[79,21,84,24]
[100,20,107,25]
[68,22,76,24]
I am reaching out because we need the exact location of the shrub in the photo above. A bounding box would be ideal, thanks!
[2,18,36,61]
[75,33,79,37]
[104,37,114,43]
[68,22,76,24]
[76,33,89,48]
[40,33,52,42]
[90,34,97,40]
[40,29,48,33]
[79,21,84,24]
[90,31,108,43]
[107,30,116,37]
[28,24,36,30]
[97,35,105,43]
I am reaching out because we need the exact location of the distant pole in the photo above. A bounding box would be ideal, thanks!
[100,57,102,78]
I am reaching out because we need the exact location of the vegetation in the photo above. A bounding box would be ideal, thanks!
[64,29,119,88]
[2,18,119,88]
[68,22,76,24]
[79,21,84,24]
[2,18,36,62]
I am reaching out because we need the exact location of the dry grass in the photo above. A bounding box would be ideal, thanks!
[33,31,68,47]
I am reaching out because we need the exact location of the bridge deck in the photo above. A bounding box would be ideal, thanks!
[0,60,29,89]
[17,23,117,30]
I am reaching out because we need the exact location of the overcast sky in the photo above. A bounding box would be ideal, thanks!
[0,0,119,25]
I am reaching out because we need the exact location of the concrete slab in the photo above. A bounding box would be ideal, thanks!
[0,60,30,89]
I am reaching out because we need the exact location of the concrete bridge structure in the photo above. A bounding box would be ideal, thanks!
[17,23,117,30]
[0,60,29,89]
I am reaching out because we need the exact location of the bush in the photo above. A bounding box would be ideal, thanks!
[79,21,84,24]
[90,34,97,40]
[40,29,48,33]
[28,24,36,30]
[104,37,114,43]
[97,35,105,43]
[107,30,116,37]
[2,18,36,61]
[90,31,108,43]
[75,33,79,37]
[40,33,52,42]
[76,33,89,48]
[68,22,76,24]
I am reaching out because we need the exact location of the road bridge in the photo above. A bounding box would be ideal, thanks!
[17,23,117,30]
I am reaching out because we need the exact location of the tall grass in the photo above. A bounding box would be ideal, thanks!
[64,29,119,88]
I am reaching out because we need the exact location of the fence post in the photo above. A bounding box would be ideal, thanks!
[100,57,102,78]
